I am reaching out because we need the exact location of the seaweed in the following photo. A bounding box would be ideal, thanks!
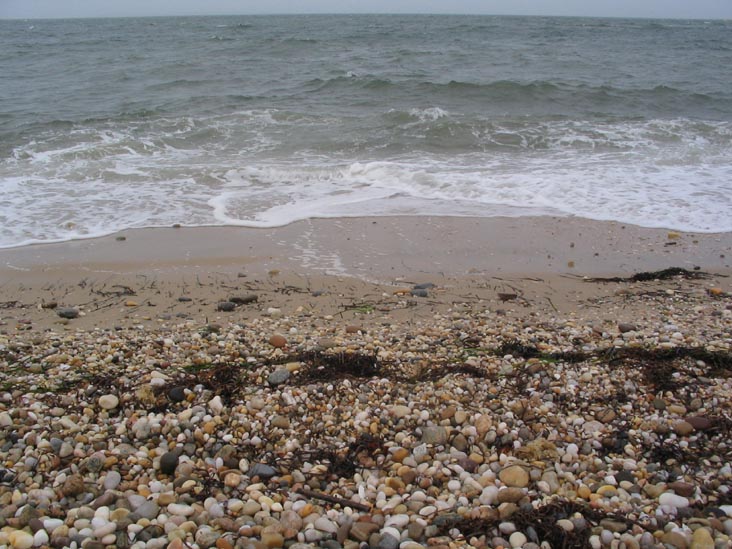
[288,351,381,384]
[439,499,631,549]
[585,267,714,283]
[197,362,244,404]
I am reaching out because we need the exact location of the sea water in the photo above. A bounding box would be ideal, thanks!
[1,14,731,247]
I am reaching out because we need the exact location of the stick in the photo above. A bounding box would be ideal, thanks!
[295,488,372,512]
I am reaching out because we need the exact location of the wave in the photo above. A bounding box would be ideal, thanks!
[297,78,730,121]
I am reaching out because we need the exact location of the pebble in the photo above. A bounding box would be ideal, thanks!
[421,426,448,445]
[103,471,122,490]
[499,465,530,488]
[690,528,714,549]
[659,493,690,509]
[8,530,34,549]
[268,369,290,386]
[269,334,287,348]
[56,307,79,319]
[98,394,119,410]
[509,531,528,548]
[159,451,179,475]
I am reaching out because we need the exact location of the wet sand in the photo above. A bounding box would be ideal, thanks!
[1,216,730,331]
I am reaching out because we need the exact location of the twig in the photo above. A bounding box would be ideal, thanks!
[295,488,372,512]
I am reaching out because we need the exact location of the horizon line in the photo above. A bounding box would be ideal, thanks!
[1,12,730,22]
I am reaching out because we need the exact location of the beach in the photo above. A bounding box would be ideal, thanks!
[2,11,732,549]
[1,217,732,549]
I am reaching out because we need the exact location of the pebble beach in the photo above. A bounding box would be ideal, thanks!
[1,220,732,549]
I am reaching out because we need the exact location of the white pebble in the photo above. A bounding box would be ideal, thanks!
[509,531,527,548]
[658,493,689,508]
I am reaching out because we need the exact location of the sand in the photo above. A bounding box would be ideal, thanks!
[1,216,731,331]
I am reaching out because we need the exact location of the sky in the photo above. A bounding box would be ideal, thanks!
[1,0,731,20]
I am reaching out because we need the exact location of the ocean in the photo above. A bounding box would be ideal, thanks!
[1,14,731,248]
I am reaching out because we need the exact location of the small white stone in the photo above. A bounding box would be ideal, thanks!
[98,394,119,410]
[509,531,527,548]
[385,514,410,528]
[314,517,338,533]
[167,503,195,517]
[209,396,224,415]
[43,518,64,531]
[34,529,50,547]
[658,493,689,508]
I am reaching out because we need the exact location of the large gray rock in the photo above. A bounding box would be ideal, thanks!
[421,426,448,445]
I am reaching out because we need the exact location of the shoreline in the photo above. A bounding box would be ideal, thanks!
[3,215,731,278]
[0,215,730,332]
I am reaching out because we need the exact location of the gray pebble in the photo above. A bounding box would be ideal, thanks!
[268,369,290,386]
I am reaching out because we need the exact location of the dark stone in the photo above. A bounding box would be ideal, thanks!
[136,525,165,542]
[249,463,277,479]
[216,301,237,312]
[159,451,179,475]
[168,386,186,403]
[413,283,436,290]
[229,294,257,305]
[56,307,79,319]
[433,513,462,529]
[178,297,192,302]
[457,457,479,473]
[91,491,117,509]
[377,533,400,549]
[410,289,429,297]
[668,481,695,497]
[614,470,635,484]
[618,323,637,333]
[686,416,713,431]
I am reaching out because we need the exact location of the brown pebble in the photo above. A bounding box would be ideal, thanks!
[269,334,287,348]
[674,420,694,436]
[686,416,712,431]
[596,408,616,423]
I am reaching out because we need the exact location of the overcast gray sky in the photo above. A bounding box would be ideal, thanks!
[2,0,731,20]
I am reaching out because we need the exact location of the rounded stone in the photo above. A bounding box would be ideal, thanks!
[267,369,290,386]
[98,394,119,410]
[421,426,448,445]
[160,451,179,475]
[103,471,122,490]
[659,492,689,508]
[269,334,287,348]
[509,531,528,548]
[690,528,714,549]
[168,386,186,402]
[499,465,530,488]
[56,307,79,319]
